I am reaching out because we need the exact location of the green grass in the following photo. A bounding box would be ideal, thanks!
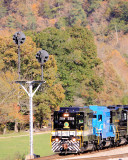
[0,131,29,138]
[0,133,53,160]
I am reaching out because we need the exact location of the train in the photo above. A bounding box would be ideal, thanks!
[50,105,128,154]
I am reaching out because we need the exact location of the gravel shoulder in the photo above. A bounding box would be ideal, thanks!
[60,145,128,160]
[35,145,128,160]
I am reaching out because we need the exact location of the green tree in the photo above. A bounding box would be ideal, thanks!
[41,0,52,18]
[55,17,68,29]
[26,10,37,30]
[85,0,103,14]
[0,0,7,19]
[34,27,102,105]
[107,0,128,34]
[41,0,64,19]
[67,0,87,27]
[34,56,65,127]
[121,95,128,105]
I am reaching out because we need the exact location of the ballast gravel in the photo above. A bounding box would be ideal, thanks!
[59,146,128,160]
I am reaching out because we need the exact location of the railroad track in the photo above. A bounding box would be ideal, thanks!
[34,144,128,160]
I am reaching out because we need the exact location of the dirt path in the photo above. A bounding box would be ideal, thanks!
[0,131,51,139]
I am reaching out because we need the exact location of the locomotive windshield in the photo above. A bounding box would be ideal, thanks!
[54,112,84,130]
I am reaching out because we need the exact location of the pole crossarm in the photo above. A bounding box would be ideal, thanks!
[15,81,45,97]
[15,80,46,84]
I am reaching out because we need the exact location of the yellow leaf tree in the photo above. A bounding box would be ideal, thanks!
[0,34,65,129]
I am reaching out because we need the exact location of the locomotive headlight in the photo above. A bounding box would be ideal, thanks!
[72,137,76,142]
[63,113,69,117]
[77,131,82,136]
[55,138,59,142]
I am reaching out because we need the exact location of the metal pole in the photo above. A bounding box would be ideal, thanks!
[41,65,43,80]
[15,81,45,159]
[29,83,33,158]
[18,45,20,80]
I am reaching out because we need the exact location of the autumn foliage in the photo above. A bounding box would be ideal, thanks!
[0,33,65,132]
[0,0,128,133]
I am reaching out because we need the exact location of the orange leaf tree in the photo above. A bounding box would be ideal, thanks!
[0,34,65,129]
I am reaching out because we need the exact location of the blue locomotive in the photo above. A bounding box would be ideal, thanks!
[50,105,128,153]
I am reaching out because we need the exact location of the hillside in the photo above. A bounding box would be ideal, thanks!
[0,0,128,131]
[0,0,128,104]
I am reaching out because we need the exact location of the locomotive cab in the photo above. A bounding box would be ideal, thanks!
[108,105,128,145]
[53,111,84,131]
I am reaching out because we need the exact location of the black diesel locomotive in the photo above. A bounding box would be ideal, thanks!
[50,105,128,154]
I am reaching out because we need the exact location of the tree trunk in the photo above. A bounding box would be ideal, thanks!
[15,121,18,132]
[40,116,43,128]
[3,124,6,135]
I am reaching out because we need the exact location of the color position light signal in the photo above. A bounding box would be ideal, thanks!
[36,50,49,65]
[13,31,26,45]
[36,50,49,80]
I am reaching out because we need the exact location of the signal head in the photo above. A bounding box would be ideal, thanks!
[13,31,26,45]
[36,50,49,65]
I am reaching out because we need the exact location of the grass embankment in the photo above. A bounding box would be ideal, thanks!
[0,132,53,160]
[0,131,29,138]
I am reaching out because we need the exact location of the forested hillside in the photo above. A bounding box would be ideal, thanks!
[0,0,128,133]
